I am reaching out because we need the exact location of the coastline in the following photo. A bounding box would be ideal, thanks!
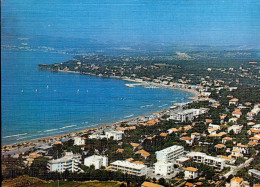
[1,71,199,151]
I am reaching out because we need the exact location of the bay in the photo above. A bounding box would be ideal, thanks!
[1,50,193,145]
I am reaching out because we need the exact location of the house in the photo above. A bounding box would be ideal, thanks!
[154,161,175,176]
[74,136,86,146]
[231,147,243,158]
[232,111,242,118]
[84,155,108,169]
[228,125,243,134]
[116,149,124,153]
[184,167,198,179]
[156,145,184,162]
[186,152,226,170]
[136,150,150,159]
[208,124,220,130]
[141,182,163,187]
[248,169,260,179]
[237,144,249,155]
[206,119,213,124]
[229,118,238,124]
[229,98,239,106]
[215,144,226,149]
[222,137,233,144]
[167,128,179,134]
[249,136,260,143]
[226,177,250,187]
[181,137,193,145]
[208,127,219,135]
[130,142,140,150]
[47,152,81,173]
[160,133,168,138]
[191,133,201,140]
[109,160,147,176]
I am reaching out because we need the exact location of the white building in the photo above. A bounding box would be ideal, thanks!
[156,145,184,162]
[84,155,108,169]
[109,160,147,176]
[89,130,124,140]
[248,169,260,179]
[175,109,204,122]
[47,152,81,173]
[184,167,198,179]
[154,161,174,176]
[228,125,243,134]
[74,136,86,146]
[186,152,226,170]
[191,133,201,140]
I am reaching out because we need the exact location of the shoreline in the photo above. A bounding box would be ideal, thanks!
[2,72,199,150]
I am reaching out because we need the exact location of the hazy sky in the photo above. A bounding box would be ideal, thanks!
[2,0,260,46]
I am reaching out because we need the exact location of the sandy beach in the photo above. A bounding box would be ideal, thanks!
[1,75,199,155]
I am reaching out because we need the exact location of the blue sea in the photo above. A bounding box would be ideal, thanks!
[1,50,193,145]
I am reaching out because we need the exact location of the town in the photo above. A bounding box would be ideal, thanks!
[2,56,260,187]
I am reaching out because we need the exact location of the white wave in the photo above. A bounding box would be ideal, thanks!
[124,114,134,118]
[3,133,28,139]
[146,104,154,107]
[140,106,146,108]
[44,128,59,132]
[59,125,77,129]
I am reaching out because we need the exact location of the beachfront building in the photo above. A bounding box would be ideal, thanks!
[184,167,198,179]
[47,152,81,173]
[154,161,175,176]
[74,136,86,146]
[156,145,184,162]
[226,177,250,187]
[109,160,147,176]
[84,155,108,169]
[186,152,226,170]
[88,130,124,140]
[175,109,204,122]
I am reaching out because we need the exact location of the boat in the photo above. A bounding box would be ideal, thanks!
[125,84,135,88]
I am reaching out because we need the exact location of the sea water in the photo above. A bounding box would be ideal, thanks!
[1,50,193,145]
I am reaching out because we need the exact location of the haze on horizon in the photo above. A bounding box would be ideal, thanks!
[2,0,259,47]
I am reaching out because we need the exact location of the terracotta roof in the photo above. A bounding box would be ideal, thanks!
[160,133,168,137]
[250,137,260,140]
[142,182,162,187]
[170,128,178,132]
[116,149,124,153]
[232,111,242,115]
[185,167,198,172]
[29,153,42,159]
[185,182,194,187]
[219,155,232,159]
[208,128,218,133]
[250,128,260,133]
[215,144,226,148]
[206,119,213,123]
[182,136,192,141]
[216,132,227,137]
[230,98,239,102]
[237,144,248,148]
[126,158,134,162]
[249,141,259,145]
[192,132,200,136]
[196,182,203,186]
[136,150,150,157]
[231,177,243,183]
[132,161,144,165]
[130,143,140,147]
[223,137,232,141]
[254,184,260,187]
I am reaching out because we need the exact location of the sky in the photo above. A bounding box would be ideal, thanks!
[1,0,260,46]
